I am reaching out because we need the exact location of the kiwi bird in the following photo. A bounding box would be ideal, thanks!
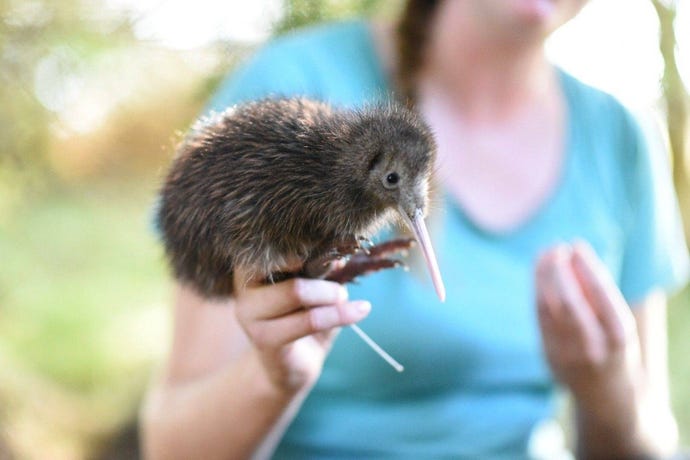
[157,97,445,301]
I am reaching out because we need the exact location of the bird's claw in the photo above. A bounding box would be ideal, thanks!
[324,237,414,284]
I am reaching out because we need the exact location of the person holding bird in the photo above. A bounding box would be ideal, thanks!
[141,0,689,458]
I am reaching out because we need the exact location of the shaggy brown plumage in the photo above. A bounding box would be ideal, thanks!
[157,97,437,298]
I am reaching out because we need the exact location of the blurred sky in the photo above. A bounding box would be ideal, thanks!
[547,0,689,111]
[38,0,685,139]
[104,0,283,46]
[103,0,688,111]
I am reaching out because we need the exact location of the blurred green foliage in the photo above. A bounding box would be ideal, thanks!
[0,0,135,179]
[669,286,690,447]
[274,0,396,34]
[0,183,168,459]
[0,0,221,456]
[0,185,164,391]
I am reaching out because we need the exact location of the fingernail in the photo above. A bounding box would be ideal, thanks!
[356,300,371,313]
[349,300,371,320]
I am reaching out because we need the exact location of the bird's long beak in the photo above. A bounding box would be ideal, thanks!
[401,208,446,302]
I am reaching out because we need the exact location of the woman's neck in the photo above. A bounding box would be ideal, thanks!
[420,56,555,123]
[417,1,557,122]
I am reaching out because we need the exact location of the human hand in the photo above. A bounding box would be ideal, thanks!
[233,268,371,395]
[535,242,643,421]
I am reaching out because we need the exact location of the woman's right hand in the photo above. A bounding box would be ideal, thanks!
[233,270,371,395]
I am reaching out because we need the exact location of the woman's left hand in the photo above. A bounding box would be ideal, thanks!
[535,241,643,424]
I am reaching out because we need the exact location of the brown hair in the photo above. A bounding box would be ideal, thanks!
[394,0,440,105]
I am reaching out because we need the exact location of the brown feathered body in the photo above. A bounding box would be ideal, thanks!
[157,97,436,298]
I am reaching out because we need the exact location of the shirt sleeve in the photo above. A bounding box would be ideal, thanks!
[618,111,689,305]
[204,21,387,114]
[205,40,321,113]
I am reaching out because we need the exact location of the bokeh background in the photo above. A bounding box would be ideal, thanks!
[1,0,688,458]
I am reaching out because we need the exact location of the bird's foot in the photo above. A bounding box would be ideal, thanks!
[302,234,369,278]
[324,237,415,284]
[266,237,412,286]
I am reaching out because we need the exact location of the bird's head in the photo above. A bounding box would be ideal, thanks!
[344,103,446,301]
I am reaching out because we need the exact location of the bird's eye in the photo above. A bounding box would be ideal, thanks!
[385,172,399,188]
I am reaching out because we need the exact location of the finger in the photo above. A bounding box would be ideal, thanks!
[246,301,371,349]
[570,241,631,347]
[537,245,600,339]
[535,246,578,358]
[535,247,563,318]
[535,278,559,348]
[535,246,569,341]
[535,245,576,319]
[238,277,349,321]
[535,251,557,327]
[313,328,341,348]
[535,247,574,360]
[554,246,602,333]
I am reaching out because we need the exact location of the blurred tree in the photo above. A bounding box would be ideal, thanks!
[0,0,135,188]
[651,0,690,242]
[273,0,393,35]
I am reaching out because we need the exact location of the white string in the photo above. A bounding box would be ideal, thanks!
[349,324,404,372]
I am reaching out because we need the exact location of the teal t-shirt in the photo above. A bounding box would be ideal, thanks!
[209,20,689,459]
